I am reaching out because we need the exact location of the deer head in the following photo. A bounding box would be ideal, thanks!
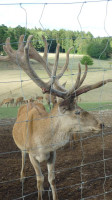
[1,35,112,200]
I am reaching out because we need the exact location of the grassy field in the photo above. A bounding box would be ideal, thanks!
[0,102,112,119]
[0,53,112,119]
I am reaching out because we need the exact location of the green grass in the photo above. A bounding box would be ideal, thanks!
[0,107,19,119]
[0,104,52,119]
[0,102,112,119]
[78,102,112,111]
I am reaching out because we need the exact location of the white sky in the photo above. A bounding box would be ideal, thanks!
[0,0,112,37]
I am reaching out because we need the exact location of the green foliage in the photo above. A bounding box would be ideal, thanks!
[87,38,112,59]
[0,24,112,60]
[80,55,93,65]
[8,26,30,50]
[0,24,8,53]
[74,31,93,54]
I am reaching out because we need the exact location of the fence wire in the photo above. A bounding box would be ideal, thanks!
[0,0,112,200]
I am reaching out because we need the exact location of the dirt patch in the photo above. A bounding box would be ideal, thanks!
[0,111,112,200]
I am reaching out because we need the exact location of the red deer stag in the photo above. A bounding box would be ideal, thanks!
[0,98,14,107]
[1,35,112,200]
[15,96,24,106]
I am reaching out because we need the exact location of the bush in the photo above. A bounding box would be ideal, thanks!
[80,55,93,65]
[87,39,112,59]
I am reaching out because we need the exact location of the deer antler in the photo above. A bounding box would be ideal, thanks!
[0,35,112,100]
[74,79,112,97]
[1,35,69,93]
[1,35,68,98]
[28,35,71,92]
[67,63,88,96]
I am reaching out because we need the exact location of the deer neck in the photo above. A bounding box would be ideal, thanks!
[47,104,72,151]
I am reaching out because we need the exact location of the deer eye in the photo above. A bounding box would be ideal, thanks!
[75,110,80,115]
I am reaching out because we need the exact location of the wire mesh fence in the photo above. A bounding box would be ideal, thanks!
[0,1,112,200]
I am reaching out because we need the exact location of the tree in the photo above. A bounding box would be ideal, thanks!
[1,24,112,59]
[87,38,112,59]
[74,31,93,55]
[0,24,8,53]
[100,39,112,59]
[80,55,93,65]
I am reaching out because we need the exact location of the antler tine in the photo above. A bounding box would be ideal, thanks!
[28,36,66,92]
[42,35,48,61]
[28,36,71,93]
[0,36,24,62]
[28,39,52,76]
[56,47,73,80]
[41,36,73,82]
[0,45,10,61]
[24,35,67,98]
[64,63,88,97]
[51,43,60,84]
[0,39,13,62]
[79,64,88,87]
[65,63,81,97]
[74,63,81,90]
[66,63,88,95]
[5,37,15,53]
[23,35,51,90]
[3,43,12,58]
[18,35,25,51]
[3,38,19,64]
[73,79,112,97]
[25,35,33,48]
[53,46,73,93]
